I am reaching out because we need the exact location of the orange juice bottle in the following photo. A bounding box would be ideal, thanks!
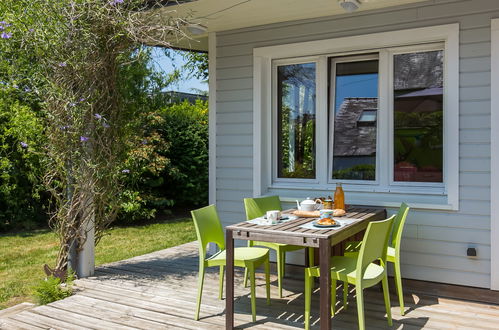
[334,183,345,210]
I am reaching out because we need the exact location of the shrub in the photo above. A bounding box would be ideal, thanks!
[118,99,208,222]
[160,100,208,207]
[0,98,47,232]
[33,274,74,305]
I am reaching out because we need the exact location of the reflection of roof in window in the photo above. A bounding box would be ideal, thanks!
[334,97,377,157]
[396,87,443,98]
[393,51,443,90]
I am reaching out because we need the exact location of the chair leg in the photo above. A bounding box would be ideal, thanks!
[249,265,257,322]
[394,259,405,315]
[243,268,249,288]
[304,269,312,330]
[219,265,224,300]
[308,247,315,267]
[355,285,365,330]
[195,264,206,320]
[264,257,271,305]
[382,274,393,326]
[343,281,348,310]
[277,249,284,298]
[281,251,286,277]
[243,241,253,288]
[331,279,337,315]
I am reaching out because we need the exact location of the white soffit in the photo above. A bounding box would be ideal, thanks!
[155,0,428,50]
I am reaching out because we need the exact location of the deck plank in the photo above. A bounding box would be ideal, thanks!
[1,240,498,329]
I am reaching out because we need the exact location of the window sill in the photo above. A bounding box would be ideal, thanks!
[267,183,457,211]
[269,182,446,195]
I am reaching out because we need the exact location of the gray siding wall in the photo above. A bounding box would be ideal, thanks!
[215,0,494,288]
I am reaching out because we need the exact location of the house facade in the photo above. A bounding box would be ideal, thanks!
[163,0,499,291]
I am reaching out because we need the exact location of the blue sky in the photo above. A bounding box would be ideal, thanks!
[334,73,378,112]
[150,48,208,94]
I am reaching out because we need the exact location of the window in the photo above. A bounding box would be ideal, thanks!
[358,109,377,126]
[393,51,443,183]
[331,57,379,181]
[276,63,316,179]
[273,48,446,186]
[255,24,459,209]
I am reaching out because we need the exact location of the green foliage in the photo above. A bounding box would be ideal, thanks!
[333,164,376,180]
[118,99,208,222]
[163,49,209,82]
[182,51,209,81]
[0,0,190,272]
[0,1,207,236]
[394,110,443,169]
[279,113,316,179]
[33,273,74,305]
[160,100,209,206]
[0,98,47,231]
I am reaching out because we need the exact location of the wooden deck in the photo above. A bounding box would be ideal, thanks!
[1,241,499,329]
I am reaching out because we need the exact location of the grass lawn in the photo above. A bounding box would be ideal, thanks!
[0,217,196,309]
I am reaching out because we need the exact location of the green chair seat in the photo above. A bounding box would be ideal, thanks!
[304,216,395,330]
[191,204,271,322]
[343,203,410,315]
[243,196,314,298]
[306,257,386,287]
[206,247,270,267]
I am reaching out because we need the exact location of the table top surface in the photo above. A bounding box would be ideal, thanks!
[227,206,386,245]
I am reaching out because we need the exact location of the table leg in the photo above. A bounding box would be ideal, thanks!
[226,229,234,329]
[319,238,332,330]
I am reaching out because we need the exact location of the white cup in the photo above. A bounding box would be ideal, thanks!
[266,210,281,224]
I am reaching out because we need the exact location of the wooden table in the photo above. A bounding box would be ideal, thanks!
[225,206,386,329]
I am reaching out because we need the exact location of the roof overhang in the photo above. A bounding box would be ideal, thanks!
[149,0,428,51]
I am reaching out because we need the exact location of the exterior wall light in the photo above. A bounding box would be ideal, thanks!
[339,0,361,12]
[187,24,208,35]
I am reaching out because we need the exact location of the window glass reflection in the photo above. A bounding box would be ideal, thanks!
[393,50,443,183]
[332,59,378,181]
[277,63,316,179]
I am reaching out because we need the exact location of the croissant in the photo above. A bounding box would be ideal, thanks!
[317,218,336,225]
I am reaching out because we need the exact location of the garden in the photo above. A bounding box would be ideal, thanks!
[0,0,207,309]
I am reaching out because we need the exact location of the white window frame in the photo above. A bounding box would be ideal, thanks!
[253,24,459,210]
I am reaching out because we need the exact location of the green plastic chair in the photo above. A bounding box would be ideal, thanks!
[304,216,395,330]
[344,202,410,315]
[243,196,314,298]
[191,204,270,322]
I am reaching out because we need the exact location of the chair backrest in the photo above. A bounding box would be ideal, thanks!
[356,215,395,277]
[191,205,225,258]
[243,195,282,220]
[391,202,410,250]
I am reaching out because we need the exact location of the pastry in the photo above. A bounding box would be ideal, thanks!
[293,210,321,218]
[317,217,336,226]
[333,209,346,217]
